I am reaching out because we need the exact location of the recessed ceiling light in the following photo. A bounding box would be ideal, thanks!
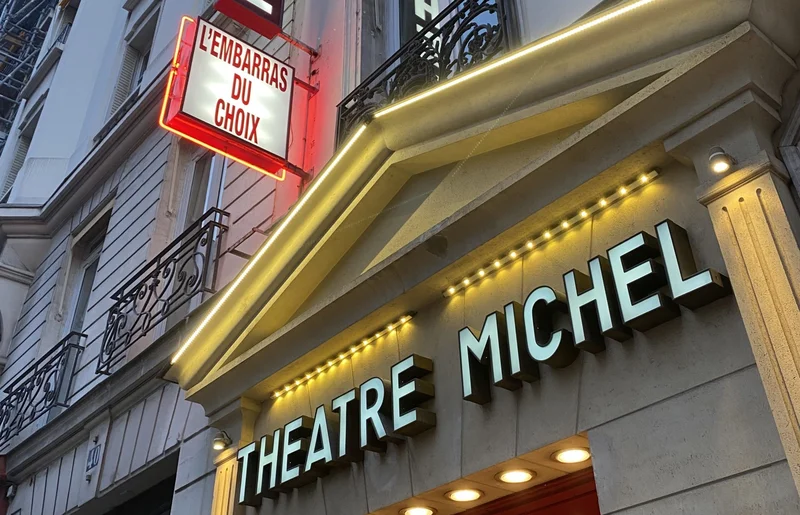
[496,469,535,484]
[552,448,591,464]
[446,488,483,502]
[401,507,435,515]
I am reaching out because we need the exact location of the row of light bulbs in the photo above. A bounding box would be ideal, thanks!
[400,448,592,515]
[271,172,659,398]
[444,170,660,297]
[271,313,416,399]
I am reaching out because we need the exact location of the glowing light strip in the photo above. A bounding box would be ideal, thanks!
[444,171,659,297]
[171,123,369,364]
[373,0,658,119]
[272,313,415,399]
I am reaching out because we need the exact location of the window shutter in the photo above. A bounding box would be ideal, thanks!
[2,135,30,198]
[109,46,139,116]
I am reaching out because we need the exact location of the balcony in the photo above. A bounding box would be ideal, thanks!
[98,208,229,374]
[336,0,518,146]
[0,332,86,446]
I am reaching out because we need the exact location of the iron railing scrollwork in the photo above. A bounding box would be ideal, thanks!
[97,208,229,374]
[0,332,86,446]
[336,0,518,146]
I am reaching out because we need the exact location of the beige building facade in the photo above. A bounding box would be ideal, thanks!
[2,0,800,514]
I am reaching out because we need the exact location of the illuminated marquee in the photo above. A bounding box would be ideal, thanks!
[237,355,436,505]
[160,17,295,181]
[234,220,732,504]
[214,0,284,39]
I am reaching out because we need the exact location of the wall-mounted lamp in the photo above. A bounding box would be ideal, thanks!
[212,431,233,451]
[708,147,735,174]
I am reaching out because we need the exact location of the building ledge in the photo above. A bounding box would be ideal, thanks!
[0,262,34,285]
[0,66,169,239]
[19,44,62,101]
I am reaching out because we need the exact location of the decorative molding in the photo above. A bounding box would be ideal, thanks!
[779,100,800,187]
[704,169,800,493]
[696,151,789,206]
[0,65,168,238]
[0,263,34,286]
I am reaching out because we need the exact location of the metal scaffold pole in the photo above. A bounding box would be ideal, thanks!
[0,0,57,153]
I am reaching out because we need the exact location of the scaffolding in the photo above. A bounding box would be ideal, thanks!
[0,0,57,153]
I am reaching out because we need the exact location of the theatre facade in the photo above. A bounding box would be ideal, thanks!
[160,0,800,514]
[3,0,797,514]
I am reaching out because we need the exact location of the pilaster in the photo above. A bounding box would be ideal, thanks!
[666,89,800,491]
[208,397,260,515]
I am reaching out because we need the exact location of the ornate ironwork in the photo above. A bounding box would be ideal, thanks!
[0,332,86,446]
[336,0,518,145]
[97,208,229,374]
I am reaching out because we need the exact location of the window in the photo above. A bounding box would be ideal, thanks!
[109,2,160,116]
[133,48,150,90]
[46,208,109,419]
[68,231,103,335]
[184,153,216,230]
[65,211,109,336]
[164,152,224,330]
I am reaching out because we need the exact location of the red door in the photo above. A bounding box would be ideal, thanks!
[462,469,601,515]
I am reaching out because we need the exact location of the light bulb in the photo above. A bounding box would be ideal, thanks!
[553,448,591,464]
[446,489,482,502]
[497,469,535,484]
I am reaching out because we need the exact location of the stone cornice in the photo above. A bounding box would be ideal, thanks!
[0,263,34,285]
[696,151,790,205]
[0,66,169,238]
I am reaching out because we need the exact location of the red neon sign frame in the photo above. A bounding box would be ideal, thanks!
[159,17,293,181]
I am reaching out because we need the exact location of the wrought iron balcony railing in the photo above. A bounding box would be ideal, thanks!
[0,332,86,446]
[336,0,518,146]
[97,208,229,374]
